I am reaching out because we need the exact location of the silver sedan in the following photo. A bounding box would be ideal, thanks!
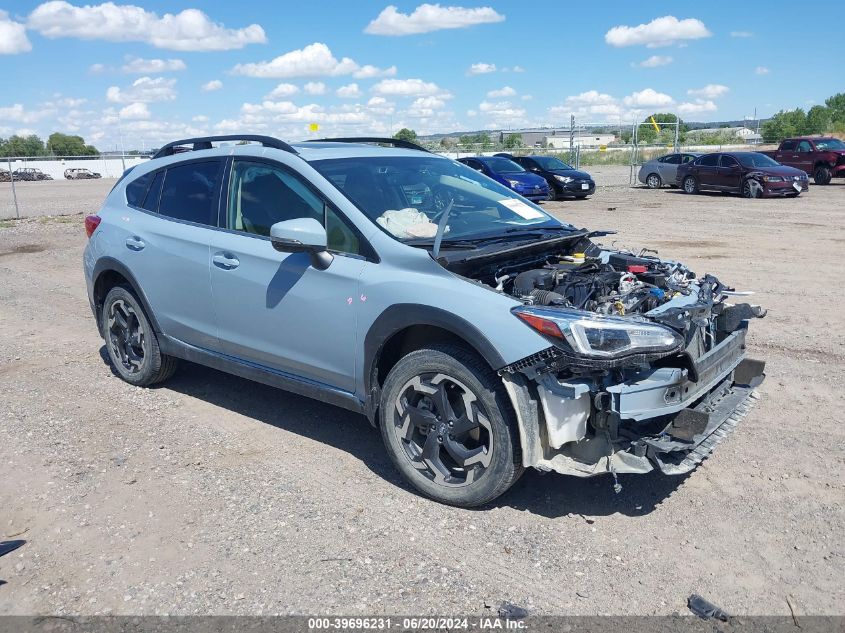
[638,152,701,188]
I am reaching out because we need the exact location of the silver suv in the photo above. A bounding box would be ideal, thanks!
[83,135,766,507]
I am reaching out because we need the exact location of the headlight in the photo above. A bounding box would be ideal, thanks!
[554,175,573,183]
[507,179,521,187]
[763,175,784,182]
[512,306,683,361]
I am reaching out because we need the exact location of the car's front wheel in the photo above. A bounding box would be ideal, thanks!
[379,345,523,507]
[742,179,762,199]
[813,165,832,185]
[102,286,178,387]
[682,176,699,194]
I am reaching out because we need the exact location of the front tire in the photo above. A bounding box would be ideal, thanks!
[813,165,832,185]
[742,179,762,199]
[102,286,178,386]
[379,345,523,507]
[646,173,662,189]
[682,176,699,194]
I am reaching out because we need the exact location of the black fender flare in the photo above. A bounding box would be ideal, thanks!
[92,257,162,334]
[363,304,507,421]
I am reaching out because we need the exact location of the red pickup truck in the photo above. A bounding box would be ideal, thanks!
[761,137,845,185]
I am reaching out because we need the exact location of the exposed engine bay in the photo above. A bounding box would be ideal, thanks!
[438,233,768,485]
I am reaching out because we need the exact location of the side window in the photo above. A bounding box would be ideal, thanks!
[796,140,812,153]
[125,171,154,207]
[700,154,719,167]
[683,154,697,163]
[141,171,164,212]
[158,160,222,225]
[720,155,739,168]
[227,160,362,256]
[781,140,796,151]
[664,154,682,165]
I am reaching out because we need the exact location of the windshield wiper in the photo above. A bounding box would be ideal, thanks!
[503,225,575,234]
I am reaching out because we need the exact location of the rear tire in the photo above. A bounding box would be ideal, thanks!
[813,165,831,185]
[682,176,699,194]
[646,173,662,189]
[379,344,523,507]
[102,286,178,387]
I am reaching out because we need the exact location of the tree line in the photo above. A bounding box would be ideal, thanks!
[0,133,98,158]
[761,93,845,142]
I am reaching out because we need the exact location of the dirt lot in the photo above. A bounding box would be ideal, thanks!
[0,173,843,616]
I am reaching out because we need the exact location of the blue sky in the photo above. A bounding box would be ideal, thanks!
[1,1,842,150]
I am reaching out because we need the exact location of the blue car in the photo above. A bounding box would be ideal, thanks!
[457,155,550,202]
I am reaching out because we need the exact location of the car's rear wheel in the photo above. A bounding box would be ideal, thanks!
[102,286,178,387]
[646,173,662,189]
[813,165,832,185]
[742,179,762,199]
[379,345,523,507]
[546,182,557,201]
[682,176,698,194]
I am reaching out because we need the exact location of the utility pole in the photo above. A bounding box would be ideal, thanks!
[569,114,575,164]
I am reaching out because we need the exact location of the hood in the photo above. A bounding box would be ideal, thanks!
[503,171,549,187]
[549,168,593,180]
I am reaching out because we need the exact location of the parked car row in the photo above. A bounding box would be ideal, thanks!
[456,153,596,202]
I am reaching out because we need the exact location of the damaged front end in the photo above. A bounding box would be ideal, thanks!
[449,237,767,481]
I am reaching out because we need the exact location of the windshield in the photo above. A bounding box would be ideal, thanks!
[736,153,781,168]
[531,156,574,171]
[480,157,525,173]
[311,156,566,242]
[814,138,845,151]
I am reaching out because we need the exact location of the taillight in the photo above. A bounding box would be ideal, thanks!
[85,214,101,238]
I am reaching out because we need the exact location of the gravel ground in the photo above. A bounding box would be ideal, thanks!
[0,171,842,617]
[1,179,115,220]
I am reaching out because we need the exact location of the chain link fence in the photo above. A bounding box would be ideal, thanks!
[1,154,149,220]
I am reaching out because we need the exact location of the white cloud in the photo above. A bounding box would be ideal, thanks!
[487,86,516,98]
[304,81,327,95]
[0,103,53,124]
[755,66,770,75]
[636,55,673,68]
[107,76,177,103]
[467,62,496,75]
[730,31,753,38]
[605,16,711,48]
[201,79,223,92]
[687,84,728,99]
[520,94,533,101]
[336,83,362,98]
[122,56,186,73]
[89,63,107,74]
[119,102,150,120]
[28,1,267,51]
[677,100,717,115]
[622,88,674,108]
[478,100,527,126]
[0,11,32,54]
[365,3,505,36]
[265,83,299,99]
[352,64,397,79]
[192,114,209,122]
[407,96,448,117]
[508,65,525,73]
[231,42,358,78]
[372,78,447,97]
[564,90,617,107]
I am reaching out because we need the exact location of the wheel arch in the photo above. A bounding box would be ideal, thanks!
[363,304,506,424]
[92,257,162,334]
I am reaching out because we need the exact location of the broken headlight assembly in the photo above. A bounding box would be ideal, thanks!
[762,175,784,182]
[554,175,573,183]
[512,305,683,366]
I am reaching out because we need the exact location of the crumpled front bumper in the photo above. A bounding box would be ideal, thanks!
[500,323,766,478]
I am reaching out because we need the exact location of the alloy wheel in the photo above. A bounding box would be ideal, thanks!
[683,177,696,194]
[392,373,492,487]
[647,174,661,189]
[107,299,146,374]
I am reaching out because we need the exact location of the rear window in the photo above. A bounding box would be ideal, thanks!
[125,171,153,207]
[158,160,222,225]
[699,154,719,167]
[141,171,164,212]
[780,140,796,151]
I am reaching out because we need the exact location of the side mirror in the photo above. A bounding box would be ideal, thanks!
[270,218,333,270]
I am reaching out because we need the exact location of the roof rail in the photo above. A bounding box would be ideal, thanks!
[307,137,430,153]
[152,135,298,159]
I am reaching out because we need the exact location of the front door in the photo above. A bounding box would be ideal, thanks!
[208,157,368,393]
[717,154,743,191]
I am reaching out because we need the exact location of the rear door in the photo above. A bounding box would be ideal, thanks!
[119,159,224,349]
[207,156,368,393]
[697,154,720,188]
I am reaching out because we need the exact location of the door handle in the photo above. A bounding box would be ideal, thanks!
[125,236,145,251]
[212,252,240,270]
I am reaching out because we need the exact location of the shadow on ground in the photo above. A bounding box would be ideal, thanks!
[100,347,688,519]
